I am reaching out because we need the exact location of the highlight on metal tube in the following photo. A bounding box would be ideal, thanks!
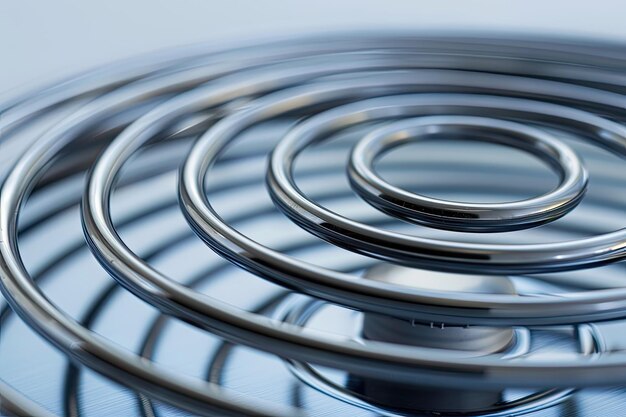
[2,33,626,417]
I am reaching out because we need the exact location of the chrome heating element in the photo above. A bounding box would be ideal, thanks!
[2,33,626,417]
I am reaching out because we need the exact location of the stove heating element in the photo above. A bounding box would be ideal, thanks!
[2,33,626,417]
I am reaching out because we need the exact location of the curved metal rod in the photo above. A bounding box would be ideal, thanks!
[347,115,587,232]
[6,39,626,412]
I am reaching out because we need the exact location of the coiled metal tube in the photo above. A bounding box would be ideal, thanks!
[3,33,626,416]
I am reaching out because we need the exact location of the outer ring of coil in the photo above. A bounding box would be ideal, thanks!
[347,115,588,232]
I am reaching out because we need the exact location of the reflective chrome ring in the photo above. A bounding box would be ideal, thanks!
[3,35,626,417]
[347,115,588,232]
[265,92,626,276]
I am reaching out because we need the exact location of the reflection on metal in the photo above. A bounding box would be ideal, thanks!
[2,33,626,416]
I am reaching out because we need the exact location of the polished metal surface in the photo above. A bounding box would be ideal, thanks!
[2,33,626,417]
[348,116,588,232]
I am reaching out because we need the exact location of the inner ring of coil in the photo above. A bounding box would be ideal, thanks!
[346,115,588,232]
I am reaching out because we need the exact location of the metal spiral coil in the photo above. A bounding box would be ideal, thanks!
[2,33,626,417]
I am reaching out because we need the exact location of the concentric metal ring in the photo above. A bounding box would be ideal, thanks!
[3,33,626,416]
[347,115,588,232]
[265,92,626,276]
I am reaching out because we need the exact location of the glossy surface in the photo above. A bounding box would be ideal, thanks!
[2,34,626,416]
[348,116,588,232]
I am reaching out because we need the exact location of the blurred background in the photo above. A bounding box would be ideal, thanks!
[3,0,626,96]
